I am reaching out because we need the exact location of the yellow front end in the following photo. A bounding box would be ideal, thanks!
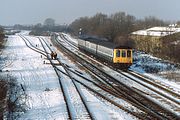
[113,49,133,64]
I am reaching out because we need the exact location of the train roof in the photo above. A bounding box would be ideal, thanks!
[79,35,108,41]
[98,41,131,49]
[80,37,131,49]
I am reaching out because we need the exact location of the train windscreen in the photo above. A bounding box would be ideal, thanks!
[116,50,120,57]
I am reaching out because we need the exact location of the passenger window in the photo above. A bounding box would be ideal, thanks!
[122,50,126,57]
[127,50,131,57]
[116,50,120,57]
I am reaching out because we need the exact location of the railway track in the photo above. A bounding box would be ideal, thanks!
[19,35,47,56]
[61,33,180,103]
[76,46,180,116]
[39,37,95,120]
[20,35,127,119]
[120,70,180,104]
[55,33,180,120]
[20,35,95,119]
[19,35,73,119]
[127,70,180,98]
[51,35,151,119]
[19,34,180,119]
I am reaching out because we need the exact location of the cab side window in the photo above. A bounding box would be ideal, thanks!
[127,50,131,57]
[116,50,120,57]
[122,50,126,57]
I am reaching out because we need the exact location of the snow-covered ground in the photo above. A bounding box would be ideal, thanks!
[59,33,180,116]
[130,51,180,92]
[0,32,137,119]
[1,35,68,119]
[42,36,137,120]
[64,32,180,82]
[62,32,180,95]
[1,31,179,119]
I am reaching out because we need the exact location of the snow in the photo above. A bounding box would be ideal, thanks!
[1,35,68,119]
[129,51,180,95]
[144,72,180,93]
[1,31,179,119]
[131,51,177,73]
[61,33,78,45]
[61,32,180,93]
[20,89,67,120]
[0,32,137,119]
[45,36,137,120]
[63,33,180,115]
[131,26,180,37]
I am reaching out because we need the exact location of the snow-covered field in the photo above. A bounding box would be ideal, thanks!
[130,51,180,92]
[1,35,68,119]
[0,31,179,119]
[0,33,137,119]
[60,33,180,116]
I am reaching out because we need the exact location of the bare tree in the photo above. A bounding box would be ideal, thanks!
[0,27,5,39]
[44,18,55,27]
[69,12,167,47]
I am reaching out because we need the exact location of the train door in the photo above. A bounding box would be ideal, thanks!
[127,50,133,63]
[120,49,127,63]
[113,49,120,63]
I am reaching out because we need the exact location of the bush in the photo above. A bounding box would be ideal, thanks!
[0,80,8,119]
[0,76,27,119]
[0,27,5,39]
[161,32,180,63]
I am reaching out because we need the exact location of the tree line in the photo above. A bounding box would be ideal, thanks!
[4,12,179,63]
[161,32,180,63]
[0,27,5,39]
[69,12,180,63]
[12,12,168,45]
[69,12,168,45]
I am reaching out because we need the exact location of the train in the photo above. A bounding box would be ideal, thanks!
[78,37,133,69]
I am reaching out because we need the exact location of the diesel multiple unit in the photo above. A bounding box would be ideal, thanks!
[78,37,133,69]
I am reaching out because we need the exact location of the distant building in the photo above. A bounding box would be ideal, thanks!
[132,26,180,37]
[130,26,180,53]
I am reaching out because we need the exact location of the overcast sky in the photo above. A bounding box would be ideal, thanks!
[0,0,180,25]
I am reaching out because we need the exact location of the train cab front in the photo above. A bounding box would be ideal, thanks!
[113,49,133,69]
